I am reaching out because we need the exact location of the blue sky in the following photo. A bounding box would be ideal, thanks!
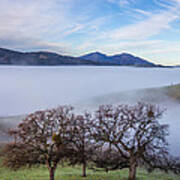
[0,0,180,65]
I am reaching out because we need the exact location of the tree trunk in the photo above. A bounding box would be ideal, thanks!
[49,167,55,180]
[82,161,87,177]
[129,157,137,180]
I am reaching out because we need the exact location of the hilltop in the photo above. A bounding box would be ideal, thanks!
[80,52,157,67]
[0,47,164,67]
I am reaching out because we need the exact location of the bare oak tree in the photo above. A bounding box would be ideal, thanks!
[92,102,171,180]
[1,106,75,180]
[68,112,99,177]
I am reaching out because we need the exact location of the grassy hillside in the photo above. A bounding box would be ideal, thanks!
[164,84,180,101]
[0,164,180,180]
[76,84,180,111]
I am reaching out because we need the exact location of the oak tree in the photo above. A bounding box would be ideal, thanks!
[68,112,99,177]
[92,102,173,180]
[1,106,75,180]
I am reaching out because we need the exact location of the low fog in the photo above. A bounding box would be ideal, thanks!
[0,66,180,155]
[0,66,180,116]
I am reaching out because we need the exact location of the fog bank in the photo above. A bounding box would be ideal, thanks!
[0,66,180,116]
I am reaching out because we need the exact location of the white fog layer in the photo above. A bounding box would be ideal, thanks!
[0,66,180,155]
[0,66,180,115]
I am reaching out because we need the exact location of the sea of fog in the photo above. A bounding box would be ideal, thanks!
[0,66,180,155]
[0,66,180,116]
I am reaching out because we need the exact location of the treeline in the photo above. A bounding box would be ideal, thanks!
[0,102,180,180]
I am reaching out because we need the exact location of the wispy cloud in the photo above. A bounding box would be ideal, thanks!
[0,0,75,53]
[118,0,130,6]
[0,35,71,54]
[0,0,110,54]
[134,9,152,16]
[0,0,180,64]
[100,10,179,40]
[107,0,132,6]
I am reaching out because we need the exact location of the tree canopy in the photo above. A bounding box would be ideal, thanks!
[92,103,178,180]
[2,106,75,180]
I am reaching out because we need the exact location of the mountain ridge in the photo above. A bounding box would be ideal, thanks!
[0,47,170,67]
[80,52,156,67]
[0,47,99,66]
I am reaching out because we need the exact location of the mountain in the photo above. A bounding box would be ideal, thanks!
[174,65,180,68]
[0,48,99,66]
[80,52,156,67]
[0,47,164,67]
[80,52,110,63]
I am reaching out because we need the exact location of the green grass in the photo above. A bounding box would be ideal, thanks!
[0,164,180,180]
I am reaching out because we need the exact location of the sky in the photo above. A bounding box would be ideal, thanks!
[0,0,180,65]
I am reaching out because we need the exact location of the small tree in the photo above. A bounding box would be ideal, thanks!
[68,112,99,177]
[92,102,174,180]
[1,106,75,180]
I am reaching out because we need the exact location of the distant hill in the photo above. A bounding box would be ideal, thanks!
[0,48,99,66]
[0,47,169,67]
[80,52,157,67]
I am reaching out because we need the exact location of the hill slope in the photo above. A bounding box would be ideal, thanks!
[80,52,157,67]
[76,84,180,110]
[0,48,99,66]
[0,47,159,67]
